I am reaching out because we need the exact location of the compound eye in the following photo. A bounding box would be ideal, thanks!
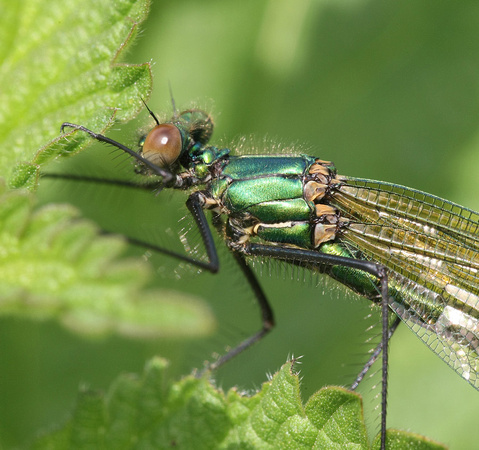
[141,124,182,168]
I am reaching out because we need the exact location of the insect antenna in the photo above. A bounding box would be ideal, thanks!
[140,97,160,125]
[168,80,178,118]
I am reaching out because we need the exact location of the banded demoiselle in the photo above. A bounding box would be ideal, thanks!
[50,105,479,449]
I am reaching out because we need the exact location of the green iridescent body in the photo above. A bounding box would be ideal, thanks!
[205,153,446,318]
[136,109,479,388]
[211,155,317,247]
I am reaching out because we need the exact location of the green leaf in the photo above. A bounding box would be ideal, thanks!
[0,0,216,339]
[0,0,153,188]
[32,360,446,449]
[0,186,215,338]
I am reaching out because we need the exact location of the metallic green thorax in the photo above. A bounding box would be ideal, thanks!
[170,110,229,178]
[208,155,342,249]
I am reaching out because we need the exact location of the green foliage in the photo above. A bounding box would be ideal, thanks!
[32,359,444,449]
[1,0,152,188]
[0,184,215,338]
[0,0,216,338]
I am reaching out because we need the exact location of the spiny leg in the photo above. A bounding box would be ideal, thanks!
[350,316,400,390]
[42,173,163,191]
[42,172,218,271]
[378,265,389,450]
[60,123,174,183]
[186,198,276,371]
[244,243,391,450]
[126,190,276,367]
[117,190,222,273]
[185,191,219,273]
[124,191,276,371]
[208,251,274,371]
[114,234,219,272]
[117,192,275,370]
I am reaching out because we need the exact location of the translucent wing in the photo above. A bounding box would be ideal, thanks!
[332,177,479,388]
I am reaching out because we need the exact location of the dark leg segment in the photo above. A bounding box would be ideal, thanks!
[350,316,400,390]
[43,174,220,273]
[42,173,162,191]
[244,243,391,450]
[121,235,219,273]
[186,192,219,273]
[379,266,389,450]
[102,191,221,273]
[208,252,275,371]
[60,123,174,182]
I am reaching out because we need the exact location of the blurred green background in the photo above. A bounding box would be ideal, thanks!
[2,0,479,448]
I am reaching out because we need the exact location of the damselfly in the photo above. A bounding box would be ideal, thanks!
[50,105,479,449]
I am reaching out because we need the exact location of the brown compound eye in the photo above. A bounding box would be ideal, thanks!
[141,124,182,168]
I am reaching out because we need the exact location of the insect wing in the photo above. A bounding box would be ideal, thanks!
[332,177,479,388]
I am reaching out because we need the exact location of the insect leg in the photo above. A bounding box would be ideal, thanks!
[60,123,174,183]
[244,243,390,450]
[43,174,218,271]
[350,316,400,390]
[185,191,219,273]
[105,190,221,273]
[208,251,274,371]
[177,193,275,370]
[123,191,274,368]
[42,173,162,191]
